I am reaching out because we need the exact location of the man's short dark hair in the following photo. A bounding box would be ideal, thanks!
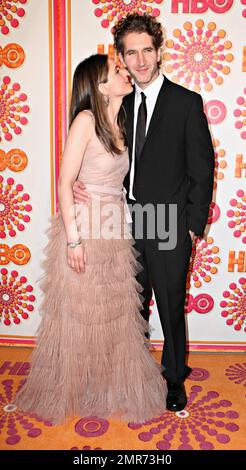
[113,13,164,60]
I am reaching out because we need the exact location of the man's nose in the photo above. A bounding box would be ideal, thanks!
[137,52,145,66]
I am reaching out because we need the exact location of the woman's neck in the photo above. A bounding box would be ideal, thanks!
[106,97,122,129]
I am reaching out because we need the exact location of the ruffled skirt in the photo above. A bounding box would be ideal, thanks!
[14,200,167,425]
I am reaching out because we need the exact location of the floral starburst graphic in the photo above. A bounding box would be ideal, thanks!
[0,268,35,326]
[212,138,227,189]
[0,76,29,142]
[0,0,27,35]
[128,385,239,450]
[0,379,53,446]
[163,19,233,92]
[220,277,246,333]
[186,237,220,289]
[241,0,246,18]
[92,0,163,29]
[225,363,246,387]
[233,88,246,140]
[0,176,32,238]
[226,189,246,244]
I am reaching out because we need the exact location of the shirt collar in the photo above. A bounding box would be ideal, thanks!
[135,72,164,102]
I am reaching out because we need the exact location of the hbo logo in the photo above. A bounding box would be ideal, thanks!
[172,0,234,14]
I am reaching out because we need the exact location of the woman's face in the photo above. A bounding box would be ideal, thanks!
[103,57,133,99]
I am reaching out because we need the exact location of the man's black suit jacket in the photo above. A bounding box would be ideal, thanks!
[122,75,215,238]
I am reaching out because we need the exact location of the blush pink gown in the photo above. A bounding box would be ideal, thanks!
[14,110,167,425]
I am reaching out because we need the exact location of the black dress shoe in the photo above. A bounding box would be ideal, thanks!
[166,381,187,412]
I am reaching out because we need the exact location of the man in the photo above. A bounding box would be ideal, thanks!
[73,14,214,412]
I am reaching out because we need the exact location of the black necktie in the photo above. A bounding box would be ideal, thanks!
[133,92,147,196]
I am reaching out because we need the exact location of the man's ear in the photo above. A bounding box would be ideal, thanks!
[157,48,161,63]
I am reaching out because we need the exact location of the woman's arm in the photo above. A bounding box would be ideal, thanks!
[58,111,93,243]
[72,179,91,204]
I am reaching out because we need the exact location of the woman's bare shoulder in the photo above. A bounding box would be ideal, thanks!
[76,109,95,127]
[81,109,95,119]
[74,109,94,124]
[70,110,94,140]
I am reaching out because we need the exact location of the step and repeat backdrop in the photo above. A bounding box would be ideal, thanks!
[0,0,245,351]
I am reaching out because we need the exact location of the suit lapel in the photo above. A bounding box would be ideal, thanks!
[124,75,173,163]
[144,74,172,144]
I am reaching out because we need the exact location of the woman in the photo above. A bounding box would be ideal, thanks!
[14,54,167,425]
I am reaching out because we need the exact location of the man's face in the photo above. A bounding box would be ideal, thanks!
[119,32,161,90]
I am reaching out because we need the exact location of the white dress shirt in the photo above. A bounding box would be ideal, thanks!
[129,73,164,200]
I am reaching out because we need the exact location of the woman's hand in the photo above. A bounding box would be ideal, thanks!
[67,244,86,273]
[73,180,91,204]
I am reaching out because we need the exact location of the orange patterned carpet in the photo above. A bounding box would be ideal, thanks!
[0,347,245,450]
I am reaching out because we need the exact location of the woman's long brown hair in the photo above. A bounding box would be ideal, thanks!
[69,54,126,155]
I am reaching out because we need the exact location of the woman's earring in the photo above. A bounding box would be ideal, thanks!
[105,95,109,106]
